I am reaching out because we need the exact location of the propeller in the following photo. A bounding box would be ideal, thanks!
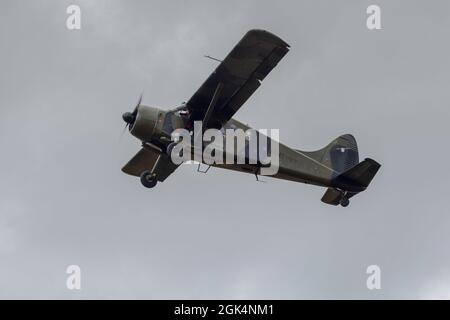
[122,94,142,132]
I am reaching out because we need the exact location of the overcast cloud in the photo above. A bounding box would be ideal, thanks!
[1,0,450,299]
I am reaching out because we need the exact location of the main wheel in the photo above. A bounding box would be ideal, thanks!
[340,197,350,207]
[140,170,157,188]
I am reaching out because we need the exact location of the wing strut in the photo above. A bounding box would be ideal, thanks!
[193,82,224,154]
[202,82,224,130]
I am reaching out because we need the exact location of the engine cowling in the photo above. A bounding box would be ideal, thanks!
[129,106,160,142]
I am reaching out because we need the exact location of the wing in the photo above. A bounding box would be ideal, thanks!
[186,29,290,130]
[121,148,178,182]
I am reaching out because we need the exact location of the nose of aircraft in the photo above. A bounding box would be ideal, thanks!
[122,111,134,124]
[122,95,142,130]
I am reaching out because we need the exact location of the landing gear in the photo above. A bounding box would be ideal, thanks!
[140,170,157,188]
[340,196,350,207]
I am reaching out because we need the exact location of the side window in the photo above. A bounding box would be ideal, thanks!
[162,112,173,133]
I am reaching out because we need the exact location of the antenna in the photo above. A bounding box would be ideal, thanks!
[204,55,223,63]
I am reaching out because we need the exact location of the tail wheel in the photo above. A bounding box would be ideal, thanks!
[140,170,157,188]
[340,197,350,207]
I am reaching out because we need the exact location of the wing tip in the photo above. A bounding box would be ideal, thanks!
[246,29,290,48]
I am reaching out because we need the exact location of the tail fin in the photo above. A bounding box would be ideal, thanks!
[300,134,359,174]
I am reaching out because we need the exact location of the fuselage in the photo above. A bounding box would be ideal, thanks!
[126,105,335,189]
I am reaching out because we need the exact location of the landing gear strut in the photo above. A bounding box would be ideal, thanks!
[140,170,157,188]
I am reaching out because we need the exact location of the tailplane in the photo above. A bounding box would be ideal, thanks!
[322,158,381,207]
[334,158,381,191]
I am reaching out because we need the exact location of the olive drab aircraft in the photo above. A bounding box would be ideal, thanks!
[121,29,381,207]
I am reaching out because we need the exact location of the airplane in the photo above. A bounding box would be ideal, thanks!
[121,29,380,207]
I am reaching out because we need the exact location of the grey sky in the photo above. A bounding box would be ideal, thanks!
[1,0,450,299]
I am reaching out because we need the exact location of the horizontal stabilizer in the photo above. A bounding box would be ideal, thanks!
[322,158,381,207]
[334,158,381,191]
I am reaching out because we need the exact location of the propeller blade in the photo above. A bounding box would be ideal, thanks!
[132,93,143,115]
[137,94,142,107]
[120,123,129,138]
[121,94,142,138]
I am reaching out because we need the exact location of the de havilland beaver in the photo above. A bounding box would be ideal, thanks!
[121,29,380,207]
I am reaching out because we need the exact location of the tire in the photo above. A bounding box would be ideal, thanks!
[340,197,350,207]
[140,170,157,188]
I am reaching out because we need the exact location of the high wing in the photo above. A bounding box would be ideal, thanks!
[121,148,178,182]
[186,29,290,130]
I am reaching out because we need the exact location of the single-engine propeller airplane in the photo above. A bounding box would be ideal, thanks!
[121,29,380,207]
